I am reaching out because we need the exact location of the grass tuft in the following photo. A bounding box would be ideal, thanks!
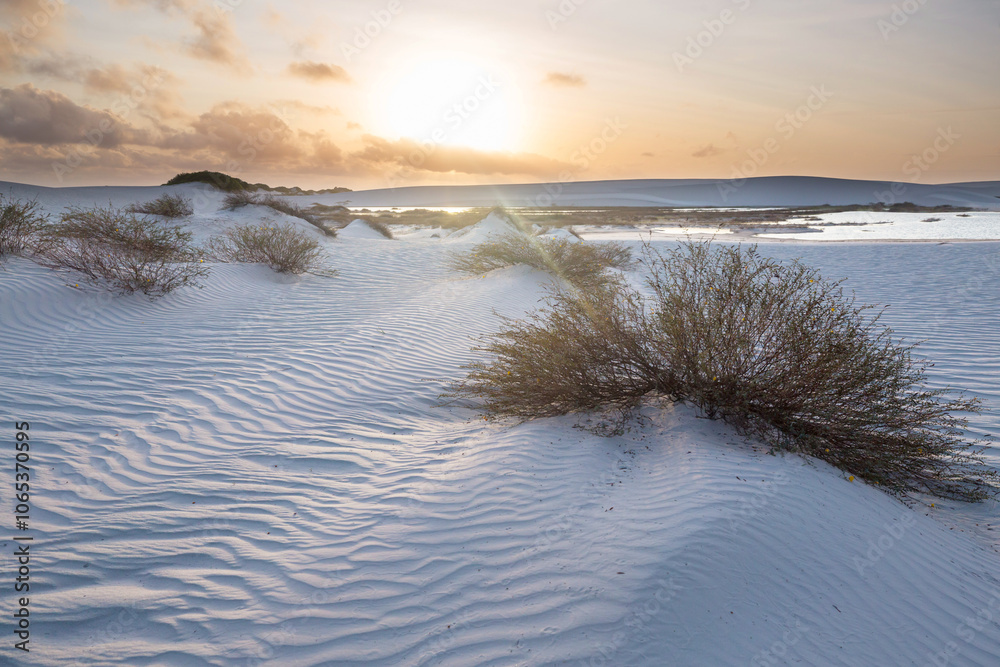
[221,192,331,235]
[361,218,394,239]
[450,232,632,291]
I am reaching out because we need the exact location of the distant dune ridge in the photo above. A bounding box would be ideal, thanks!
[306,176,1000,209]
[4,176,1000,210]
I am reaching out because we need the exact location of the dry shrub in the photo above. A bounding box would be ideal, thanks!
[126,194,193,218]
[207,222,323,274]
[221,190,260,210]
[221,191,329,235]
[452,240,996,501]
[37,205,206,296]
[450,232,632,291]
[0,196,47,260]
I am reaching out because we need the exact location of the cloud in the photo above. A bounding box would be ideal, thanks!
[160,102,307,161]
[272,99,341,116]
[263,6,325,58]
[1,0,70,72]
[186,6,248,70]
[0,89,570,184]
[352,135,572,177]
[0,84,149,146]
[25,57,187,121]
[113,0,250,71]
[642,152,655,157]
[692,144,723,158]
[287,61,351,83]
[543,72,586,88]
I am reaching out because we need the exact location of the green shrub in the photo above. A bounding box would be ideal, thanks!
[452,240,996,501]
[450,232,632,291]
[0,196,47,260]
[126,194,193,218]
[37,205,206,296]
[207,222,323,274]
[164,171,254,192]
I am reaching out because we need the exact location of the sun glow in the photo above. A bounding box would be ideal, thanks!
[375,57,522,152]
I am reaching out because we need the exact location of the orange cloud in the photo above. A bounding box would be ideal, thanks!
[287,61,351,83]
[113,0,250,71]
[544,72,586,87]
[352,135,572,177]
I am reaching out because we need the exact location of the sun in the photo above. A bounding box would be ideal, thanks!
[375,56,522,153]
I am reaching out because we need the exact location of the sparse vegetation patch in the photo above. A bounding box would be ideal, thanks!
[450,232,632,291]
[0,196,47,261]
[126,194,193,218]
[451,240,995,501]
[207,222,324,274]
[37,205,206,296]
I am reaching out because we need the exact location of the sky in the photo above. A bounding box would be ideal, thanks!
[0,0,998,190]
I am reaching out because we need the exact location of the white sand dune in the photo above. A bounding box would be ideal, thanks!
[337,220,392,240]
[443,211,520,243]
[2,187,1000,665]
[295,176,1000,210]
[537,227,582,243]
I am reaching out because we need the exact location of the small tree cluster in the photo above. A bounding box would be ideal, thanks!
[451,240,995,501]
[37,205,207,296]
[450,232,633,291]
[207,222,323,274]
[164,171,254,192]
[126,194,194,218]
